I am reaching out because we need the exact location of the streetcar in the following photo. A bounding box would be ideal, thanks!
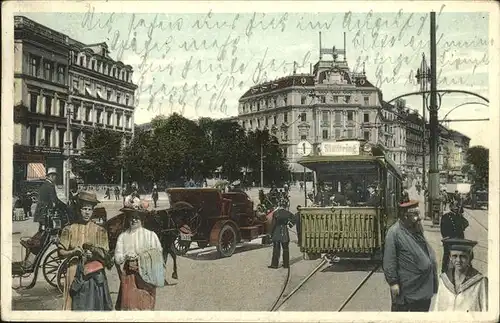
[296,139,403,261]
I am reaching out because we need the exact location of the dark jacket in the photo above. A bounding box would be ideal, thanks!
[366,193,379,207]
[440,211,468,239]
[271,208,296,243]
[33,179,61,223]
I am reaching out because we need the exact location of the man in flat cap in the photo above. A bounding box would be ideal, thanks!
[383,200,438,312]
[33,167,65,231]
[433,238,487,311]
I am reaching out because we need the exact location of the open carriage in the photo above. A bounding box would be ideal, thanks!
[166,188,274,258]
[12,205,107,294]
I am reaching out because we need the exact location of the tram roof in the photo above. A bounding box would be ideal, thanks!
[297,140,403,179]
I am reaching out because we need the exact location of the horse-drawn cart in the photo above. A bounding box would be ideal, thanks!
[166,188,273,258]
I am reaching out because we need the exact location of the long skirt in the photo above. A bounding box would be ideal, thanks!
[116,262,156,310]
[63,263,112,311]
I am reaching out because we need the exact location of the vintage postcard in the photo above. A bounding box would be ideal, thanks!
[1,0,499,322]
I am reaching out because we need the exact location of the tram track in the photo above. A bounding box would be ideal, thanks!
[269,256,381,312]
[463,208,488,232]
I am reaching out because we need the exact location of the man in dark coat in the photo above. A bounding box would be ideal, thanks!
[268,200,296,269]
[440,201,469,273]
[366,184,379,207]
[33,167,64,231]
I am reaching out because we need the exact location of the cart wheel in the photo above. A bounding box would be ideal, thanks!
[216,224,237,258]
[42,248,63,288]
[173,237,190,256]
[57,256,74,294]
[197,241,208,249]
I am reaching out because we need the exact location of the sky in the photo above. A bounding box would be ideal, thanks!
[20,7,492,148]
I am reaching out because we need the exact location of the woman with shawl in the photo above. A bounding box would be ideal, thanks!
[114,198,165,310]
[58,191,113,311]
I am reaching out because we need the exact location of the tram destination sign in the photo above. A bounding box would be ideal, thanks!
[320,141,360,156]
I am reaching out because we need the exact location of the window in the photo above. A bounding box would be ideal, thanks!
[320,96,326,103]
[30,93,38,112]
[265,117,269,126]
[333,96,338,103]
[72,79,79,93]
[301,95,307,104]
[91,60,96,70]
[79,56,84,66]
[364,113,369,122]
[30,56,40,77]
[117,92,122,104]
[273,115,277,124]
[335,129,341,138]
[44,62,53,81]
[347,111,353,121]
[57,130,65,148]
[85,107,91,122]
[107,90,112,100]
[117,114,122,127]
[283,96,287,106]
[59,100,65,117]
[107,112,112,125]
[29,126,37,145]
[347,128,353,138]
[364,130,370,141]
[44,128,51,146]
[300,112,306,122]
[284,112,288,123]
[125,96,130,106]
[249,120,253,128]
[57,66,65,83]
[334,111,341,122]
[257,102,260,111]
[345,95,351,103]
[300,135,307,140]
[273,98,277,107]
[322,111,329,121]
[126,115,131,128]
[72,131,78,149]
[364,96,369,105]
[322,129,329,139]
[96,110,102,123]
[45,96,52,115]
[73,106,79,120]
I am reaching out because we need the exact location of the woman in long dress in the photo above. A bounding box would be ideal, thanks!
[114,201,164,310]
[58,191,112,311]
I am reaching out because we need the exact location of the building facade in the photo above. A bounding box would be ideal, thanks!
[236,48,405,173]
[13,16,137,188]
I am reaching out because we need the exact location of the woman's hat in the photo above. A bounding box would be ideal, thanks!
[77,191,100,205]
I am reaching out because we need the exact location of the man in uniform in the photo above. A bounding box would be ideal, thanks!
[440,201,469,273]
[383,200,438,312]
[268,200,296,269]
[365,184,379,207]
[33,167,65,232]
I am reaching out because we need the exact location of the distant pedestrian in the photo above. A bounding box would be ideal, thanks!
[104,187,111,200]
[22,192,33,218]
[114,186,120,201]
[268,200,296,269]
[383,200,438,312]
[299,181,304,191]
[152,185,159,208]
[433,238,488,311]
[440,201,469,273]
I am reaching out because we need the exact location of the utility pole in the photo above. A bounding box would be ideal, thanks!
[64,100,73,203]
[416,53,430,217]
[428,11,441,225]
[260,141,264,187]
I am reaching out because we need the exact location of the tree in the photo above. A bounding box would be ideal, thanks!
[123,129,155,186]
[246,129,290,186]
[72,128,123,183]
[464,145,489,185]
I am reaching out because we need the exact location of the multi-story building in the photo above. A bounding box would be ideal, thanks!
[236,43,402,175]
[13,16,137,188]
[403,109,425,174]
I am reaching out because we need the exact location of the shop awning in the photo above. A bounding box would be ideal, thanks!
[27,163,45,180]
[289,162,312,173]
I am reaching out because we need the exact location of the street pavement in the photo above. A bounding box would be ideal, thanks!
[10,184,488,311]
